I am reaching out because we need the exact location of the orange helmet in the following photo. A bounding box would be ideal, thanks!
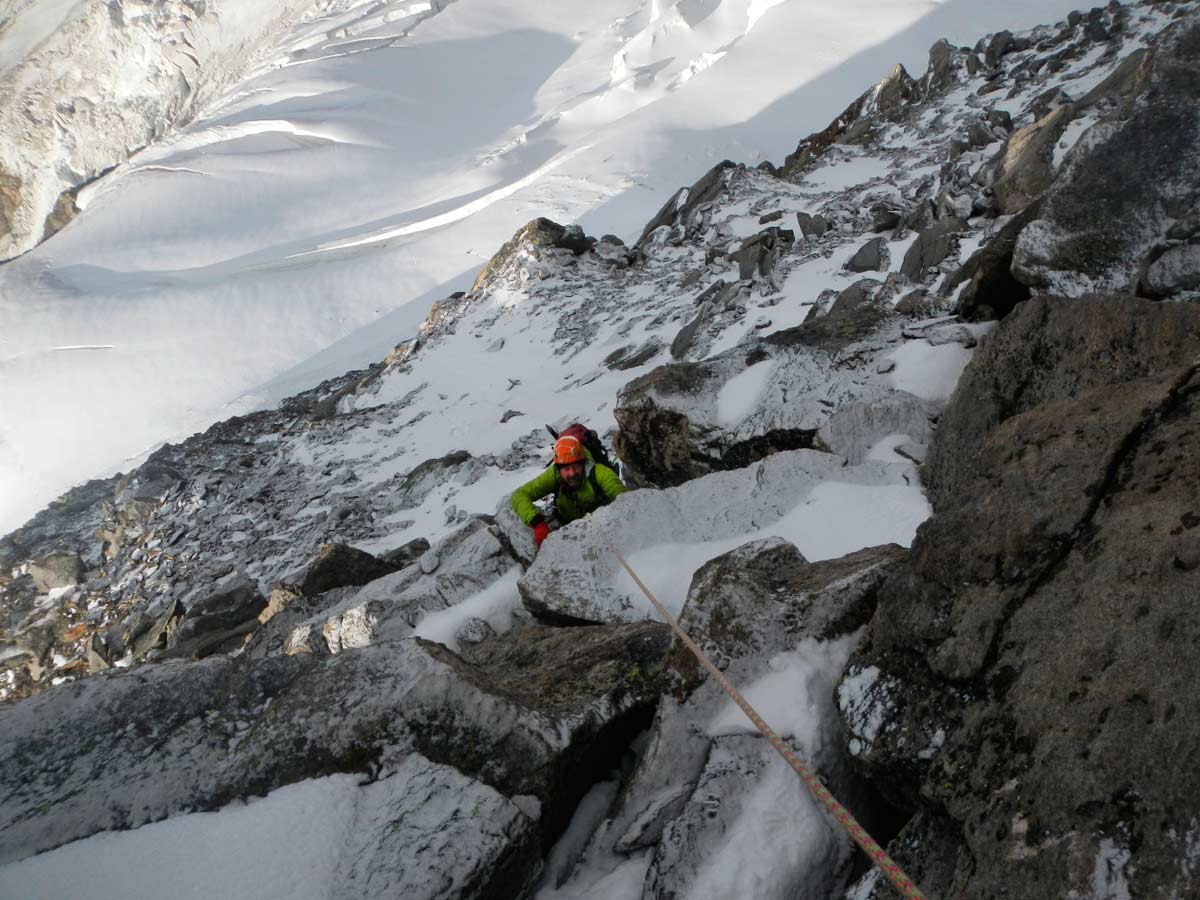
[553,435,586,465]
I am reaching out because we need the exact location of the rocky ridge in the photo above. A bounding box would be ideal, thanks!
[3,2,1200,899]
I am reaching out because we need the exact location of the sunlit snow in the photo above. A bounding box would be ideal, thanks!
[2,0,1097,534]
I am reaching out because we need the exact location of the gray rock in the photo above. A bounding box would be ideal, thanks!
[381,537,431,569]
[927,294,1200,508]
[900,220,964,281]
[0,621,669,869]
[300,542,404,597]
[614,334,889,488]
[946,200,1040,321]
[27,552,84,592]
[817,393,935,466]
[293,517,517,654]
[1141,242,1200,299]
[645,736,853,900]
[500,409,524,423]
[990,104,1075,215]
[1013,19,1200,296]
[168,572,265,658]
[331,756,540,900]
[637,161,737,248]
[845,237,889,273]
[520,452,911,625]
[609,539,903,874]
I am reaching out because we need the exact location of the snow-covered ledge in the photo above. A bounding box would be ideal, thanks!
[519,448,930,624]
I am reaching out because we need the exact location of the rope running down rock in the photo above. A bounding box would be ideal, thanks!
[609,543,930,900]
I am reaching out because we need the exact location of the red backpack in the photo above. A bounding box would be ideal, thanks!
[546,422,616,471]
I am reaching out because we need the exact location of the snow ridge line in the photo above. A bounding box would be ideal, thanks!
[609,542,931,900]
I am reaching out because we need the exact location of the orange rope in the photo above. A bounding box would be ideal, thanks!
[610,544,930,900]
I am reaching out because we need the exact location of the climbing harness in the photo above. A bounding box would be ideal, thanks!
[609,544,931,900]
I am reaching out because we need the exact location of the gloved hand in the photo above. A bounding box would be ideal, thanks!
[532,520,551,547]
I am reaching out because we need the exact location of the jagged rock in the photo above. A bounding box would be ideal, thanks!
[300,543,405,597]
[520,451,913,625]
[605,338,663,371]
[637,161,737,247]
[990,103,1075,215]
[899,219,964,281]
[381,537,432,568]
[844,292,1200,899]
[816,394,935,466]
[894,289,938,317]
[493,499,537,568]
[27,552,84,592]
[0,475,121,569]
[0,621,669,871]
[1013,19,1200,296]
[796,212,829,239]
[829,278,884,316]
[289,517,517,654]
[167,572,266,658]
[470,219,596,296]
[874,64,918,119]
[869,202,903,232]
[730,227,794,280]
[645,735,853,900]
[923,39,961,94]
[944,201,1040,321]
[844,237,889,273]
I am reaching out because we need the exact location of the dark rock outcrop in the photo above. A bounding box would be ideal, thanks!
[900,219,964,281]
[842,292,1200,899]
[637,160,737,248]
[945,201,1040,321]
[300,542,406,596]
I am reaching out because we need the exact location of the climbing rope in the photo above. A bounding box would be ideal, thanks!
[609,544,930,900]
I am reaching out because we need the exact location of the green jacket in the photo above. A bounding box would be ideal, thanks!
[511,457,626,526]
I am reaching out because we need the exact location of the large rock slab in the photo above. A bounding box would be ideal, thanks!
[519,450,920,625]
[332,756,541,900]
[842,291,1200,898]
[0,620,669,869]
[1012,18,1200,297]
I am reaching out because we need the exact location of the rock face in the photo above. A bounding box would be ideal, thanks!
[1013,18,1200,298]
[0,621,670,878]
[841,293,1200,899]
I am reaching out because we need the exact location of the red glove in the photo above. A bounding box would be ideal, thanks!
[532,521,551,547]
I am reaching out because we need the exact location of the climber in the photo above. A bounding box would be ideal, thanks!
[510,434,626,548]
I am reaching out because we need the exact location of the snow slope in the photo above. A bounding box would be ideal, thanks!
[0,0,1094,535]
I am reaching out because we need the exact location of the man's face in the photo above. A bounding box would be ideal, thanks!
[559,461,585,488]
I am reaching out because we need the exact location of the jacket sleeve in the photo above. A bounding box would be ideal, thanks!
[511,466,559,525]
[593,464,627,503]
